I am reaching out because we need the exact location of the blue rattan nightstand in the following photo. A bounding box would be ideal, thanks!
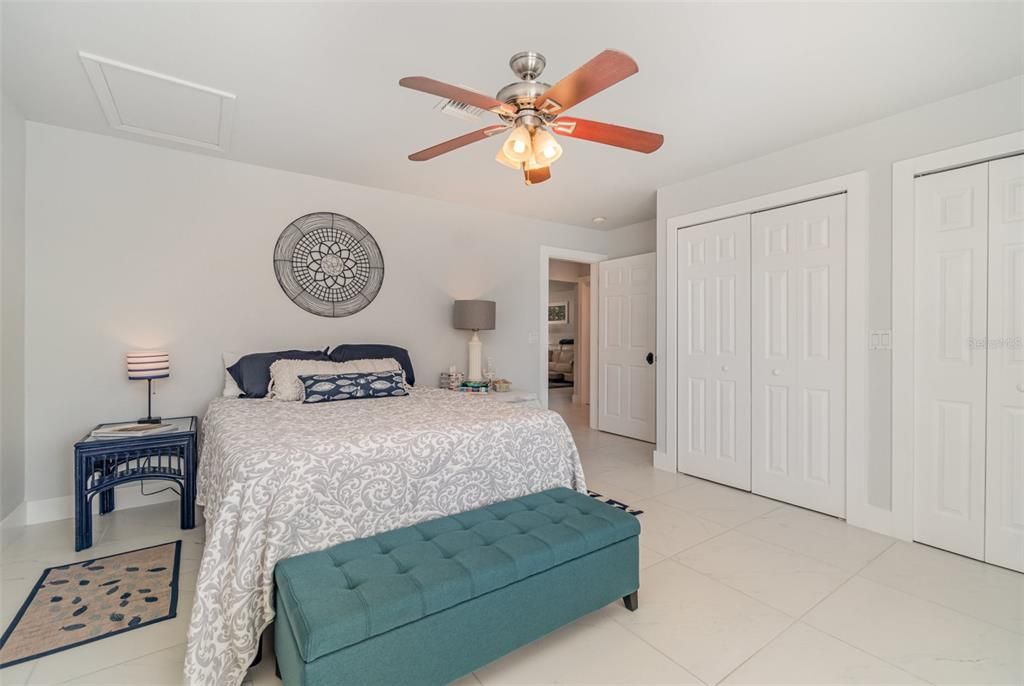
[73,416,197,551]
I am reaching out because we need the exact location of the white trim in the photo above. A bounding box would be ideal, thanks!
[4,486,179,528]
[79,51,236,152]
[538,247,607,413]
[664,172,874,530]
[652,450,673,472]
[1,501,27,529]
[588,263,600,429]
[891,131,1024,542]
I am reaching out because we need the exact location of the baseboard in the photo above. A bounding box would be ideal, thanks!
[846,501,905,540]
[652,449,674,473]
[17,485,180,527]
[1,501,28,529]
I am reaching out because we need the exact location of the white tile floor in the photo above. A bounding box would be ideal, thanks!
[1,389,1021,685]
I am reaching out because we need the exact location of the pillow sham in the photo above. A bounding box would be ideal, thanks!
[328,344,416,387]
[222,352,244,397]
[268,358,402,401]
[227,349,329,398]
[300,370,408,403]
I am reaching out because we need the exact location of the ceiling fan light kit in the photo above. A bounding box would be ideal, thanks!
[400,49,664,186]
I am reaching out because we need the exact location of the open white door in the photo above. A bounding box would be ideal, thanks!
[598,253,656,442]
[676,215,752,489]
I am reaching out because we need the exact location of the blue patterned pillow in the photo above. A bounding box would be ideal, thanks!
[299,370,408,403]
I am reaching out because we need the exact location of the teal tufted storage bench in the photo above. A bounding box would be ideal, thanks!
[274,487,640,685]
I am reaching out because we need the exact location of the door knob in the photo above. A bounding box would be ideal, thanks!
[772,369,782,376]
[721,365,729,372]
[645,352,655,365]
[1017,383,1024,393]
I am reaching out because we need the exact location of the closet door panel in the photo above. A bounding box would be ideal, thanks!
[677,215,752,489]
[986,154,1024,572]
[751,194,846,516]
[914,163,988,561]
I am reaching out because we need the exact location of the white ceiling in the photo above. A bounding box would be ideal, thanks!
[3,2,1022,229]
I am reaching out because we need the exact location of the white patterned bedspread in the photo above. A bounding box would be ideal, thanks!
[184,389,585,686]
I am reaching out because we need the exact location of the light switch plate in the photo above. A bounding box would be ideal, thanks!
[869,329,892,350]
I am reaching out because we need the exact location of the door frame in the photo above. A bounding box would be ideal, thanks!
[664,172,870,527]
[539,246,607,419]
[891,131,1024,541]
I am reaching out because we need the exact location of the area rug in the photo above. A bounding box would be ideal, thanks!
[588,490,644,516]
[0,540,181,669]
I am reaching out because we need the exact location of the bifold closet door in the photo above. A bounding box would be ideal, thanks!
[751,195,846,517]
[913,163,988,561]
[985,155,1024,573]
[676,215,752,489]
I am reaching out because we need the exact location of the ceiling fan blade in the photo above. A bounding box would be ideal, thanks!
[534,50,638,115]
[408,125,508,161]
[524,166,551,185]
[551,117,663,153]
[399,76,516,116]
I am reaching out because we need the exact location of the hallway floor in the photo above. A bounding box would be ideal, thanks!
[1,391,1021,684]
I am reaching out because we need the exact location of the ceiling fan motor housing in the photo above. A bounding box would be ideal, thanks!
[496,51,556,129]
[509,51,546,80]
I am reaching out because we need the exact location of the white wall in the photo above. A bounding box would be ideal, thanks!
[23,123,620,508]
[606,219,656,258]
[655,76,1024,516]
[1,94,27,522]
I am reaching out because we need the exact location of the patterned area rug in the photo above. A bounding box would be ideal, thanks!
[0,540,181,669]
[588,490,644,516]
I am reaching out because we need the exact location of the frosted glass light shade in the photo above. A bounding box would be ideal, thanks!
[502,126,533,163]
[531,128,562,164]
[495,148,521,169]
[524,152,547,171]
[126,351,170,379]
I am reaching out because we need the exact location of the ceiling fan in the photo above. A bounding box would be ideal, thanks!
[399,49,664,185]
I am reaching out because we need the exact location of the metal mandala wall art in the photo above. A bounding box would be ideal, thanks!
[273,212,384,317]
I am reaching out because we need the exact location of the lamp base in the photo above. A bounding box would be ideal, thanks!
[467,331,483,382]
[137,416,162,425]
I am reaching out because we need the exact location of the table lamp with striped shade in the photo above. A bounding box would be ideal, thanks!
[126,351,169,424]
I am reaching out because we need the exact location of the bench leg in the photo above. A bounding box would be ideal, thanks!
[100,488,115,515]
[180,445,196,530]
[622,591,638,612]
[75,491,92,552]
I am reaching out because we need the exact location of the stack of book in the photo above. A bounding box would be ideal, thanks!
[439,371,465,390]
[91,422,177,439]
[457,381,490,393]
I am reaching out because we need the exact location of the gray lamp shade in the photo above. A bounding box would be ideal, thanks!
[453,300,496,331]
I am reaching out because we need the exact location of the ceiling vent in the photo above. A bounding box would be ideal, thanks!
[432,85,487,121]
[80,52,236,151]
[435,98,485,121]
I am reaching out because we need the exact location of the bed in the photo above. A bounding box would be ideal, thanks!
[183,387,585,686]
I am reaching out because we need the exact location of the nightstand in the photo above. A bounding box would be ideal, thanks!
[73,416,197,551]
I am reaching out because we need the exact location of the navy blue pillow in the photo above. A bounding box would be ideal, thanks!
[227,349,329,398]
[328,344,416,387]
[300,370,408,403]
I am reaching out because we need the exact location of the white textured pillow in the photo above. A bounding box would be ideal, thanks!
[269,357,402,401]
